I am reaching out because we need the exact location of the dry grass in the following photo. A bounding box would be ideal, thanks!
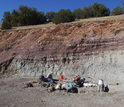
[72,14,124,24]
[12,22,55,30]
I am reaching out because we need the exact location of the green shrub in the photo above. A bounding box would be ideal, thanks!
[0,41,11,51]
[34,33,41,39]
[112,6,123,15]
[52,9,75,24]
[10,51,16,55]
[1,21,12,30]
[77,23,82,27]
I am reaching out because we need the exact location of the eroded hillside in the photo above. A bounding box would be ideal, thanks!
[0,15,124,83]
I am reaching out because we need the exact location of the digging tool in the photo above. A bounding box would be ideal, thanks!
[109,83,119,85]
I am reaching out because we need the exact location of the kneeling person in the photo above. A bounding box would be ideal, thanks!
[47,72,53,82]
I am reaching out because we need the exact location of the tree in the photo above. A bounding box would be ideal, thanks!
[122,0,124,13]
[52,9,74,24]
[112,6,123,15]
[73,3,110,20]
[46,11,56,22]
[18,5,28,25]
[36,11,46,24]
[11,9,19,26]
[2,12,11,23]
[73,8,84,19]
[83,6,93,18]
[1,21,12,30]
[91,3,110,17]
[17,5,46,26]
[1,6,47,29]
[1,12,12,29]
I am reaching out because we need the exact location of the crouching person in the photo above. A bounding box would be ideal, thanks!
[55,83,62,90]
[47,72,53,82]
[67,83,73,92]
[67,83,78,93]
[75,75,85,87]
[97,79,104,92]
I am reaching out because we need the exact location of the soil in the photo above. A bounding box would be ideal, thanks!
[0,77,124,107]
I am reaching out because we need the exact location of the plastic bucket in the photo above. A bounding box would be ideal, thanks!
[60,75,63,79]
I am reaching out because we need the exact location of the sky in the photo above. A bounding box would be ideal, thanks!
[0,0,123,23]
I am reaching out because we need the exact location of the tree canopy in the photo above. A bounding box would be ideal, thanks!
[1,2,123,29]
[112,6,123,15]
[52,9,75,24]
[45,11,56,22]
[1,5,46,29]
[73,3,110,19]
[122,0,124,13]
[1,12,12,30]
[17,5,46,26]
[91,3,110,17]
[73,8,84,19]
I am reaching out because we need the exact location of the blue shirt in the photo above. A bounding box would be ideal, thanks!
[67,83,73,88]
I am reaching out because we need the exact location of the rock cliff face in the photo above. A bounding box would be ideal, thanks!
[0,15,124,83]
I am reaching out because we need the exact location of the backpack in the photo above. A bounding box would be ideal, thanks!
[104,85,109,92]
[48,86,55,93]
[26,83,33,87]
[39,75,47,82]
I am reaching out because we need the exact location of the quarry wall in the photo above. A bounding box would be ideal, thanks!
[0,15,124,83]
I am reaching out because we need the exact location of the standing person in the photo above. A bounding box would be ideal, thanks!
[97,79,104,92]
[47,72,53,82]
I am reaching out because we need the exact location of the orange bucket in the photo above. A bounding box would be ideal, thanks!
[60,75,63,79]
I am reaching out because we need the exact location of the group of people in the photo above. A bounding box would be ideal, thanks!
[39,72,108,93]
[40,73,85,87]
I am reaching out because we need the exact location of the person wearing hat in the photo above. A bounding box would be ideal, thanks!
[47,72,53,82]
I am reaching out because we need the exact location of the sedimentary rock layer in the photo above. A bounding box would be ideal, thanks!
[0,15,124,83]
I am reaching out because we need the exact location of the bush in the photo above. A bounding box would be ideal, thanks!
[10,51,16,55]
[1,6,46,28]
[73,8,84,19]
[77,23,82,27]
[73,3,110,19]
[52,9,75,24]
[1,21,12,30]
[112,6,123,15]
[0,41,11,51]
[1,11,12,30]
[18,5,46,26]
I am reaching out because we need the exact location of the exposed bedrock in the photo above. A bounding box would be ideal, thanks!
[0,15,124,84]
[8,50,124,83]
